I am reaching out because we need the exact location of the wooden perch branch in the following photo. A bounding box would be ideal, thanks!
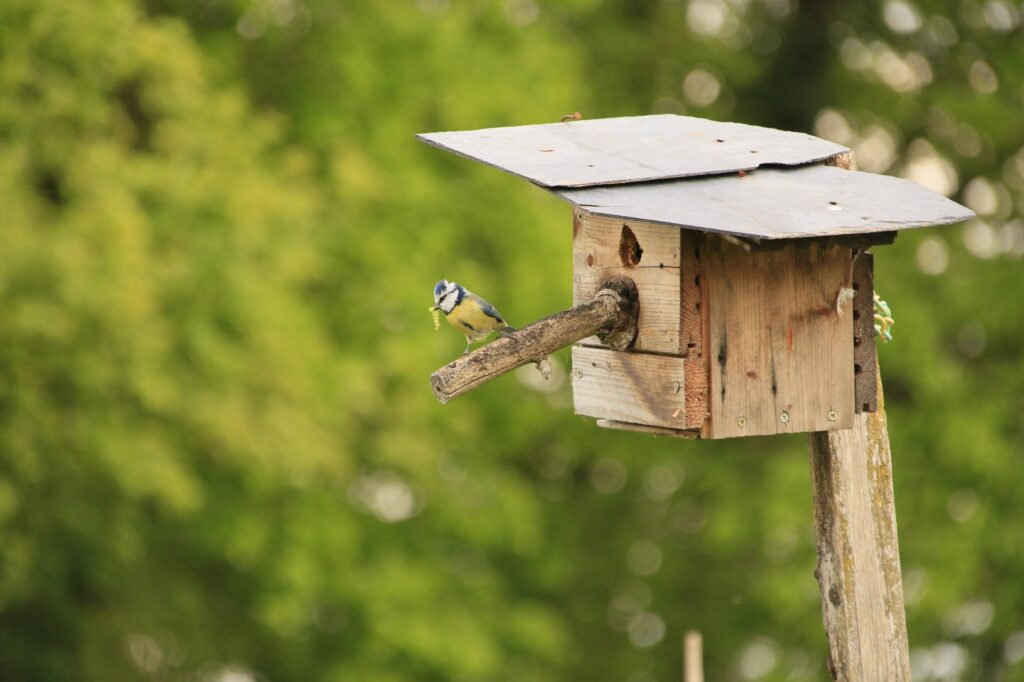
[430,277,639,404]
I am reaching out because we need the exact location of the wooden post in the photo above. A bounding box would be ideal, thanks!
[807,367,910,681]
[683,631,704,682]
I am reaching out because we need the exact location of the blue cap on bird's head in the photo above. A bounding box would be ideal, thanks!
[433,280,450,299]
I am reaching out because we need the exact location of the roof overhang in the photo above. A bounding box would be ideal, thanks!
[418,115,974,241]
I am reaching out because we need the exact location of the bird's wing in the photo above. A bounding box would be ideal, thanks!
[467,292,506,324]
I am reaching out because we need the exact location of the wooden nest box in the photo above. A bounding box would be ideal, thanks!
[419,115,972,439]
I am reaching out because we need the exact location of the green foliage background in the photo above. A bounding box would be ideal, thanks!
[0,0,1021,680]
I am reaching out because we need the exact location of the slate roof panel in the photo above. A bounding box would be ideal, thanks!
[418,114,848,188]
[554,165,975,240]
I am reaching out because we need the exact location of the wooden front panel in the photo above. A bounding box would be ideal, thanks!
[702,237,855,439]
[571,346,687,430]
[573,210,681,354]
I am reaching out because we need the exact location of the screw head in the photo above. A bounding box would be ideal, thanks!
[779,411,790,423]
[672,382,681,393]
[572,368,583,379]
[827,410,838,422]
[737,416,747,428]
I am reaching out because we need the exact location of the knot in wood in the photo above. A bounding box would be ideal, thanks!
[594,277,639,351]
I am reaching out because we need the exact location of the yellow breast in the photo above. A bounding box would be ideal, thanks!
[445,299,503,340]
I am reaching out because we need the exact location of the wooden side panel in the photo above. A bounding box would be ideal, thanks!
[704,238,855,439]
[571,346,687,429]
[852,252,878,413]
[680,230,709,430]
[573,210,681,354]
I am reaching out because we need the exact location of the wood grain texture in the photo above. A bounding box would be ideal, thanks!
[704,237,855,438]
[572,346,686,429]
[680,230,709,430]
[595,419,698,439]
[431,279,638,403]
[852,252,879,413]
[808,369,910,682]
[574,210,682,354]
[823,151,856,170]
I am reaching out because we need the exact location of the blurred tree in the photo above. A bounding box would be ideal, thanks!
[0,0,1022,681]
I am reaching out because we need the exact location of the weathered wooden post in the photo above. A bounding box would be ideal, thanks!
[684,630,704,682]
[419,115,974,681]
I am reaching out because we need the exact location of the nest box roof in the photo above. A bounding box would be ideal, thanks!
[418,114,846,188]
[418,115,974,241]
[556,165,973,241]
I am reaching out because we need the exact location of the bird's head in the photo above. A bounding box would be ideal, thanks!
[432,279,463,314]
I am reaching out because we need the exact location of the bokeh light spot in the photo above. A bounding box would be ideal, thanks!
[1005,631,1024,665]
[902,139,959,196]
[839,37,873,71]
[417,0,450,15]
[591,457,627,494]
[737,637,780,679]
[126,634,164,674]
[963,220,1000,259]
[983,0,1020,31]
[236,12,266,39]
[968,60,999,94]
[855,124,898,173]
[945,599,994,636]
[814,109,853,145]
[682,69,722,107]
[953,124,983,158]
[504,0,539,27]
[687,0,730,36]
[916,237,949,276]
[883,0,923,33]
[946,488,979,523]
[627,540,663,576]
[642,462,684,500]
[348,472,420,523]
[963,177,999,216]
[957,323,987,358]
[627,612,666,648]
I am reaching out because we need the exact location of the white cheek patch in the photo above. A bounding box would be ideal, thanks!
[440,290,459,313]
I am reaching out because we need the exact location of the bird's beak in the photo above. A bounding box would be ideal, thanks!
[431,304,440,310]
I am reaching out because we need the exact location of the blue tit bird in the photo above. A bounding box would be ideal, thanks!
[432,279,515,354]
